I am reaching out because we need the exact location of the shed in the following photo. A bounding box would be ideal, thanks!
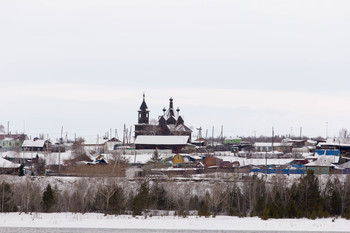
[204,156,223,168]
[125,166,144,178]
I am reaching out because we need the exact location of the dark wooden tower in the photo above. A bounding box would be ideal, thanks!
[138,93,149,124]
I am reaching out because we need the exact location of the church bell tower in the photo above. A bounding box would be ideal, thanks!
[138,93,149,124]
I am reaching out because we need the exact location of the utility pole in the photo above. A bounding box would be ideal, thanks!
[212,126,214,147]
[58,126,63,173]
[272,127,274,154]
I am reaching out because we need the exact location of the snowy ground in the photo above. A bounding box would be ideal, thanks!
[0,213,349,232]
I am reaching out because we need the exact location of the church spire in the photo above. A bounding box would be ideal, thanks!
[138,93,149,124]
[168,97,175,117]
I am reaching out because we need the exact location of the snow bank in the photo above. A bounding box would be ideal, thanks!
[216,156,294,166]
[0,213,348,232]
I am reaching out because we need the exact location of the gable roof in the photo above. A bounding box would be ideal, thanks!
[135,135,189,145]
[22,139,48,148]
[0,157,21,168]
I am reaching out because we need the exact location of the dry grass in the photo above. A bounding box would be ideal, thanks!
[59,164,128,177]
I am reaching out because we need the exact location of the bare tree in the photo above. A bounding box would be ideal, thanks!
[0,124,5,133]
[70,178,96,213]
[98,177,119,215]
[15,177,42,213]
[339,128,350,143]
[208,182,230,216]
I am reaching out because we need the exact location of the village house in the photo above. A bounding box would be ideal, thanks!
[254,142,293,153]
[21,139,51,151]
[0,133,28,151]
[172,154,203,167]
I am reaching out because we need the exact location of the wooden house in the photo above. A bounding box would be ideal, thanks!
[22,139,51,151]
[172,154,203,167]
[0,157,21,174]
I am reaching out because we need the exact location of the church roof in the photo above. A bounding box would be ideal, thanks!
[162,97,180,121]
[139,93,149,111]
[167,124,192,133]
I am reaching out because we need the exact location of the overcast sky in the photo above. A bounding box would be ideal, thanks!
[1,0,350,140]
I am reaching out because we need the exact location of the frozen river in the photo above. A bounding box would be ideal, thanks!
[0,229,348,233]
[0,213,349,232]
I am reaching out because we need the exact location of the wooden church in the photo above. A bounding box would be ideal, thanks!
[134,94,192,141]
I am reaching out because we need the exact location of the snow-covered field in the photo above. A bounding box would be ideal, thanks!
[0,213,349,232]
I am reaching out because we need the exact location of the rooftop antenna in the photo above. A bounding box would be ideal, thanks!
[196,127,202,140]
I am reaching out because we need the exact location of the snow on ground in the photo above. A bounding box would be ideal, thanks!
[217,156,294,166]
[0,213,349,232]
[0,151,73,165]
[100,152,173,164]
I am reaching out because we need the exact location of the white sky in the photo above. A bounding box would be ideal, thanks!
[1,0,350,140]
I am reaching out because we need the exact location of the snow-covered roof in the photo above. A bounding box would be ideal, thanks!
[22,139,48,148]
[135,135,189,145]
[337,161,350,169]
[254,142,293,147]
[83,138,109,145]
[305,155,339,167]
[317,142,350,147]
[0,157,21,168]
[216,155,294,166]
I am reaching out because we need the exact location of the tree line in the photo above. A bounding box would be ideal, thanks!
[1,172,350,219]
